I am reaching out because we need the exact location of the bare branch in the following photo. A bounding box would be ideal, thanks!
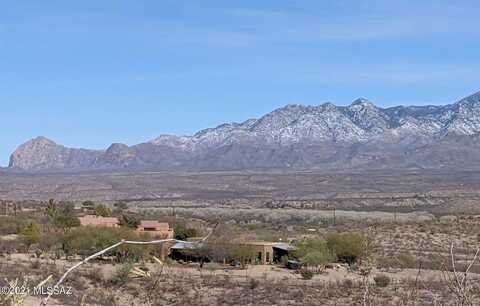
[462,248,480,287]
[442,242,478,306]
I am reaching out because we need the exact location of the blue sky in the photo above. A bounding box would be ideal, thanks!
[1,0,479,166]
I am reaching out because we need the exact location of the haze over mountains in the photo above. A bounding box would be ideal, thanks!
[8,91,480,173]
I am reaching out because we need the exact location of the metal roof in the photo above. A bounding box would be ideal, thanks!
[272,243,296,251]
[171,241,203,250]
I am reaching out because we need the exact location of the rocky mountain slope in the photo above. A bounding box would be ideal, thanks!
[8,91,480,172]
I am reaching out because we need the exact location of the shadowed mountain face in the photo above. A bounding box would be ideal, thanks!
[8,91,480,172]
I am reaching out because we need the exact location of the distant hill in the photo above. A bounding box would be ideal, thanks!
[8,91,480,172]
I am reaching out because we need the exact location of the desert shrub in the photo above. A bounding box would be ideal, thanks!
[59,227,151,261]
[204,262,222,271]
[326,232,366,265]
[396,254,417,269]
[376,256,395,269]
[109,262,133,286]
[299,268,314,280]
[84,267,105,284]
[144,207,433,226]
[249,278,260,289]
[374,274,390,287]
[37,231,61,254]
[83,289,118,306]
[421,258,444,271]
[0,239,22,255]
[340,278,354,289]
[0,216,28,235]
[174,222,198,240]
[19,222,42,250]
[30,260,41,270]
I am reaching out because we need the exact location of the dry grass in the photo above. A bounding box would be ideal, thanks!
[1,256,479,306]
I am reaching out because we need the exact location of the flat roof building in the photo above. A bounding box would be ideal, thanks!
[78,215,119,228]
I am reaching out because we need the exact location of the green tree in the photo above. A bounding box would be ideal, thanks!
[230,244,256,269]
[94,204,112,217]
[301,251,333,268]
[119,214,140,229]
[293,239,334,270]
[46,201,80,231]
[45,198,58,221]
[294,239,330,258]
[174,223,198,240]
[326,232,366,265]
[54,214,81,230]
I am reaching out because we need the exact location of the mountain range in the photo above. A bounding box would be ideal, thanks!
[8,91,480,172]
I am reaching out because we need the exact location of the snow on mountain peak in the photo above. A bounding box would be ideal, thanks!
[10,90,480,171]
[147,91,480,150]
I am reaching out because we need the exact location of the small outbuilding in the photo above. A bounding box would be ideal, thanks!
[137,220,174,239]
[245,242,296,265]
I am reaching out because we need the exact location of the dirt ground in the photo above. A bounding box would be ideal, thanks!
[2,254,480,306]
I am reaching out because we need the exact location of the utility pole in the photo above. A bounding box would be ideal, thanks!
[392,197,397,223]
[333,206,336,227]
